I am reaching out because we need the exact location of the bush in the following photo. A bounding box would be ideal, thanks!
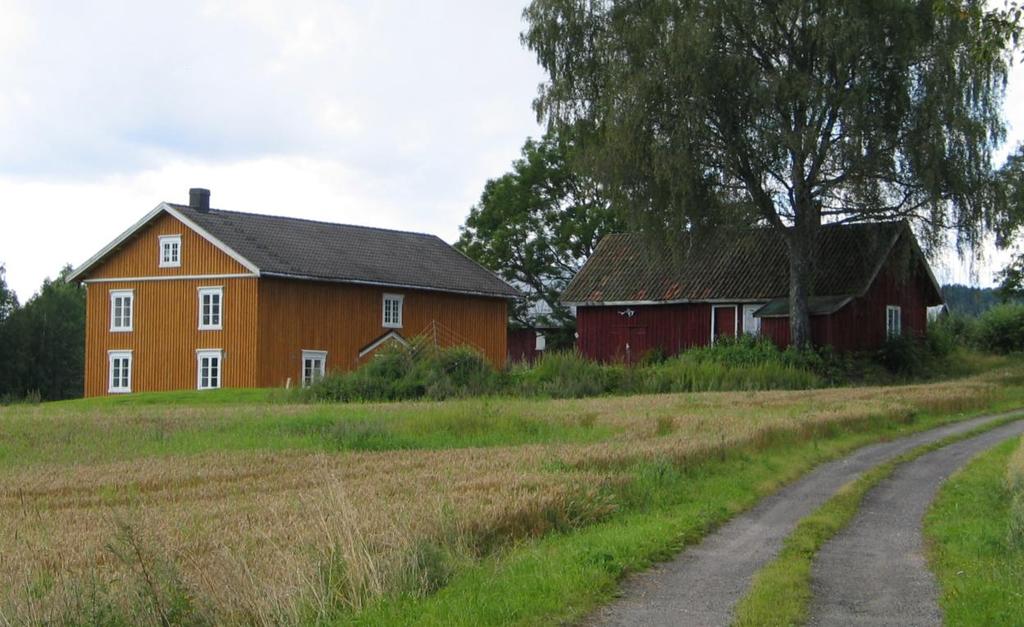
[876,333,926,375]
[929,313,977,352]
[512,351,621,398]
[975,304,1024,354]
[304,341,502,403]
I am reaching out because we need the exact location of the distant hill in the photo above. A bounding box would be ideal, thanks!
[940,284,1018,316]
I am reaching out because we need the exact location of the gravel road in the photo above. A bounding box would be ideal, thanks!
[587,411,1024,627]
[808,419,1024,626]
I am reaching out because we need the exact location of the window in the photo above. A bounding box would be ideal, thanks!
[382,293,404,328]
[108,350,132,393]
[198,287,223,330]
[159,235,182,268]
[110,290,134,332]
[886,305,902,338]
[302,350,328,386]
[196,349,223,390]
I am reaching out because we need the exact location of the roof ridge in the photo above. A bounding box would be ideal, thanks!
[167,203,444,240]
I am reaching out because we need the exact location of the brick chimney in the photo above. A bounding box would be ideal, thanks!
[189,188,211,212]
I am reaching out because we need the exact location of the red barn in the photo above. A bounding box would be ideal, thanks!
[561,222,943,362]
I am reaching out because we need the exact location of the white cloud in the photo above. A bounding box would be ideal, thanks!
[0,0,1021,302]
[0,0,546,300]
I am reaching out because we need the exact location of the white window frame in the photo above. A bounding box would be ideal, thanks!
[710,304,739,343]
[301,350,328,387]
[159,235,182,268]
[196,349,223,390]
[109,289,134,332]
[108,350,133,394]
[886,305,902,338]
[382,293,404,329]
[197,286,223,330]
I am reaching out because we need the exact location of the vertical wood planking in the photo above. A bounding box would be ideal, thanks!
[256,278,508,387]
[576,303,715,362]
[87,212,249,279]
[84,278,259,396]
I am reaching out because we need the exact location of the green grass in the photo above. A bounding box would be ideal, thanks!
[732,414,1024,627]
[337,408,1023,626]
[925,436,1024,626]
[0,396,617,469]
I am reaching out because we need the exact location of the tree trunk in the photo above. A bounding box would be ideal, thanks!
[787,225,817,349]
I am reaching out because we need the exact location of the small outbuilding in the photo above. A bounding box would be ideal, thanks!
[561,221,943,362]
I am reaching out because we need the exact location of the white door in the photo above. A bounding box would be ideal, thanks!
[742,304,764,336]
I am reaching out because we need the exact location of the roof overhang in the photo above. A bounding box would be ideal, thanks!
[358,330,409,358]
[753,295,854,318]
[562,297,775,307]
[67,203,262,283]
[260,271,519,300]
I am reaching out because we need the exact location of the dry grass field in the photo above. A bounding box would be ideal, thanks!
[0,371,1015,625]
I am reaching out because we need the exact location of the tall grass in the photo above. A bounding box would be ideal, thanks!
[926,436,1024,627]
[304,338,826,403]
[0,370,1013,624]
[1008,438,1024,548]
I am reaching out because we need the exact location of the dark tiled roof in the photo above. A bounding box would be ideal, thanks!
[562,222,932,304]
[169,204,518,299]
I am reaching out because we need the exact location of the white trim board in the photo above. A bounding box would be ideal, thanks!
[83,273,257,284]
[358,331,409,358]
[710,304,739,344]
[67,203,261,283]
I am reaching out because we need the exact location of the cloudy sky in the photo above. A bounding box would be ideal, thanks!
[0,0,1021,302]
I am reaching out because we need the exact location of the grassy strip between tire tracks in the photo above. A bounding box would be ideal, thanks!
[924,435,1024,627]
[732,412,1024,627]
[339,405,1024,626]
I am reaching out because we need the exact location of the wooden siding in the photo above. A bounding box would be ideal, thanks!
[576,303,715,362]
[256,278,508,387]
[84,278,259,396]
[87,211,250,279]
[759,255,934,351]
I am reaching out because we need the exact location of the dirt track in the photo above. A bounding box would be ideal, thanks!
[808,419,1024,626]
[587,411,1024,627]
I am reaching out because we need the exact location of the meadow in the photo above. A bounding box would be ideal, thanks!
[925,434,1024,626]
[1,363,1020,625]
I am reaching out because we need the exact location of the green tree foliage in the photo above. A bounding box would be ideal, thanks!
[457,133,624,329]
[0,265,85,401]
[523,0,1021,346]
[992,147,1024,298]
[942,283,1017,315]
[0,264,17,322]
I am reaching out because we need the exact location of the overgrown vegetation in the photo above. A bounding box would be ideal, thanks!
[299,333,991,405]
[300,336,824,403]
[925,436,1024,627]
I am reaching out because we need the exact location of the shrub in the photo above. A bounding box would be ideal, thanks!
[929,313,977,352]
[876,333,926,375]
[512,351,621,398]
[976,304,1024,354]
[304,342,502,403]
[684,335,785,367]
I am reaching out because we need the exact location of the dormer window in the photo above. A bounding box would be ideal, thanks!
[383,293,404,328]
[159,235,182,268]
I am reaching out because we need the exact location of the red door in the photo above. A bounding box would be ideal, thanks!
[713,306,737,343]
[612,326,649,363]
